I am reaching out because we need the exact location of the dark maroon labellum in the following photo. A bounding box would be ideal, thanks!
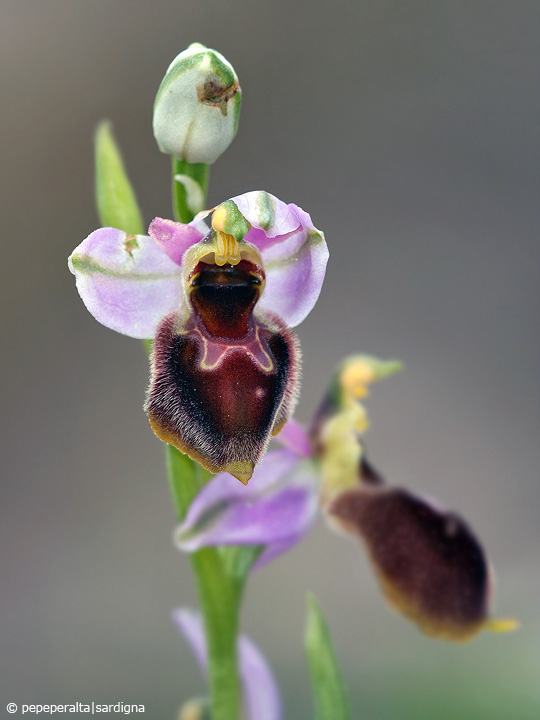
[145,259,300,483]
[328,484,491,640]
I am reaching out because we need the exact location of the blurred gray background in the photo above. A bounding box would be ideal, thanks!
[1,1,539,718]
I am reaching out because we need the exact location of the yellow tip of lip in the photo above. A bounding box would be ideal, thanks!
[485,617,520,634]
[225,460,254,485]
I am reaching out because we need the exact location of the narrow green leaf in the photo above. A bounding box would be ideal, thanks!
[305,593,352,720]
[95,121,144,234]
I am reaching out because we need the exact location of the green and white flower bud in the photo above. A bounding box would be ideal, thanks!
[153,43,241,164]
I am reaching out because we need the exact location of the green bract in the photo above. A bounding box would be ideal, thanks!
[305,594,351,720]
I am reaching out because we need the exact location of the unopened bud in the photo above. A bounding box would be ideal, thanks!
[153,43,241,164]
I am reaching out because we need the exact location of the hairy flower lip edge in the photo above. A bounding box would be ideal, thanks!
[145,306,302,484]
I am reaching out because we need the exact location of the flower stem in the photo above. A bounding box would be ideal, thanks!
[165,444,201,519]
[166,446,244,719]
[191,549,244,720]
[171,158,210,223]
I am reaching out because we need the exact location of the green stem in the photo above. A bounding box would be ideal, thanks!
[172,157,210,223]
[166,445,201,520]
[167,446,244,720]
[191,549,244,720]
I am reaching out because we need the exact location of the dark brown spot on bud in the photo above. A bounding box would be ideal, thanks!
[328,485,491,640]
[197,79,239,115]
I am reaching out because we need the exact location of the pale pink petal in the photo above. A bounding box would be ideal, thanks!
[68,227,183,339]
[175,449,318,569]
[231,194,329,327]
[148,216,205,266]
[274,418,312,458]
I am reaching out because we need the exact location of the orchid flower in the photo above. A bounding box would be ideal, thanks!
[175,356,515,642]
[173,608,282,720]
[175,442,318,569]
[68,190,328,483]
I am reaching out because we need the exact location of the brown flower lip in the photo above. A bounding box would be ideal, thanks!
[145,258,300,484]
[328,483,492,641]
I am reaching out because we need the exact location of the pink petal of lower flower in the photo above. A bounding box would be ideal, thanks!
[175,449,318,567]
[173,608,282,720]
[273,418,312,458]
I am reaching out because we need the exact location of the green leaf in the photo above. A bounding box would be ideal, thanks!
[95,121,144,235]
[305,593,352,720]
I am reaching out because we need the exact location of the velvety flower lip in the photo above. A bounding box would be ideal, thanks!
[146,310,300,483]
[328,482,493,641]
[175,447,318,569]
[173,608,282,720]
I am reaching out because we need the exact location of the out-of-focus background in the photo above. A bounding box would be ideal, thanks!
[2,1,539,718]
